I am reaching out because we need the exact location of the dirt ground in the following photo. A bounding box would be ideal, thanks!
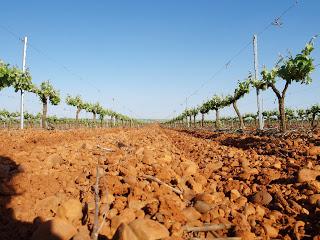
[0,125,320,240]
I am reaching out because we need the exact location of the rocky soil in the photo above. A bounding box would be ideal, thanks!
[0,125,320,240]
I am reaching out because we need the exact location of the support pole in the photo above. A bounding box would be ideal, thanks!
[20,36,28,130]
[253,34,263,130]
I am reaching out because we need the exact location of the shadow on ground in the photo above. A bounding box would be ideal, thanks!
[0,155,60,240]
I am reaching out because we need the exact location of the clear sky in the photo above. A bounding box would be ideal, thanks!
[0,0,319,119]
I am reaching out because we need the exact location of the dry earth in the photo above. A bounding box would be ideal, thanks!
[0,125,320,240]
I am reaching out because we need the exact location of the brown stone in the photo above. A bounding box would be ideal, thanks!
[112,223,138,240]
[263,223,279,238]
[230,189,241,201]
[308,146,320,156]
[31,217,77,240]
[298,169,320,183]
[142,149,156,165]
[46,153,64,169]
[252,190,272,205]
[309,194,320,205]
[129,219,169,240]
[182,207,201,221]
[194,200,211,214]
[57,198,82,224]
[181,160,198,176]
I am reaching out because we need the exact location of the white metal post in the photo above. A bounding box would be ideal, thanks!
[253,35,263,130]
[20,36,28,130]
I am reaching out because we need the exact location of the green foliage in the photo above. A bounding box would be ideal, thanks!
[190,108,199,117]
[258,40,316,91]
[182,109,191,117]
[47,115,59,124]
[232,79,251,102]
[243,113,257,122]
[11,71,34,92]
[249,72,267,90]
[23,112,41,121]
[0,61,34,92]
[285,108,296,120]
[199,101,211,114]
[66,95,85,109]
[262,110,278,120]
[35,81,61,105]
[0,109,40,122]
[260,68,278,88]
[0,109,10,120]
[0,62,13,90]
[277,43,315,84]
[98,108,112,121]
[262,109,296,120]
[84,102,103,115]
[306,104,320,117]
[209,95,225,110]
[297,109,307,119]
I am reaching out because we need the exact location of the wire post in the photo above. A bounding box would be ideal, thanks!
[253,34,263,130]
[20,36,28,130]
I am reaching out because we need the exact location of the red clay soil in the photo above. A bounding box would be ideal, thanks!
[0,125,320,240]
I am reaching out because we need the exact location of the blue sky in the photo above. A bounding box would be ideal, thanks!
[0,0,319,119]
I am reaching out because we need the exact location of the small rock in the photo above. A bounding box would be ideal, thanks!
[81,143,93,150]
[111,216,129,235]
[235,196,248,208]
[92,167,105,178]
[207,161,223,171]
[135,209,145,219]
[121,208,136,222]
[309,180,320,192]
[181,160,198,176]
[263,223,279,238]
[101,193,115,205]
[129,219,169,240]
[235,230,256,240]
[170,222,183,237]
[268,210,282,222]
[73,226,91,240]
[31,217,77,240]
[194,193,215,204]
[230,189,241,201]
[255,205,266,218]
[112,223,138,240]
[46,153,64,169]
[57,198,82,224]
[194,200,211,214]
[182,207,202,221]
[155,213,165,223]
[309,194,320,205]
[106,208,118,220]
[128,199,146,210]
[308,146,320,156]
[240,158,249,168]
[142,149,156,165]
[123,176,137,186]
[301,208,309,215]
[35,196,61,216]
[252,190,273,205]
[111,209,135,235]
[158,154,172,164]
[274,161,282,169]
[244,203,256,216]
[298,169,320,183]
